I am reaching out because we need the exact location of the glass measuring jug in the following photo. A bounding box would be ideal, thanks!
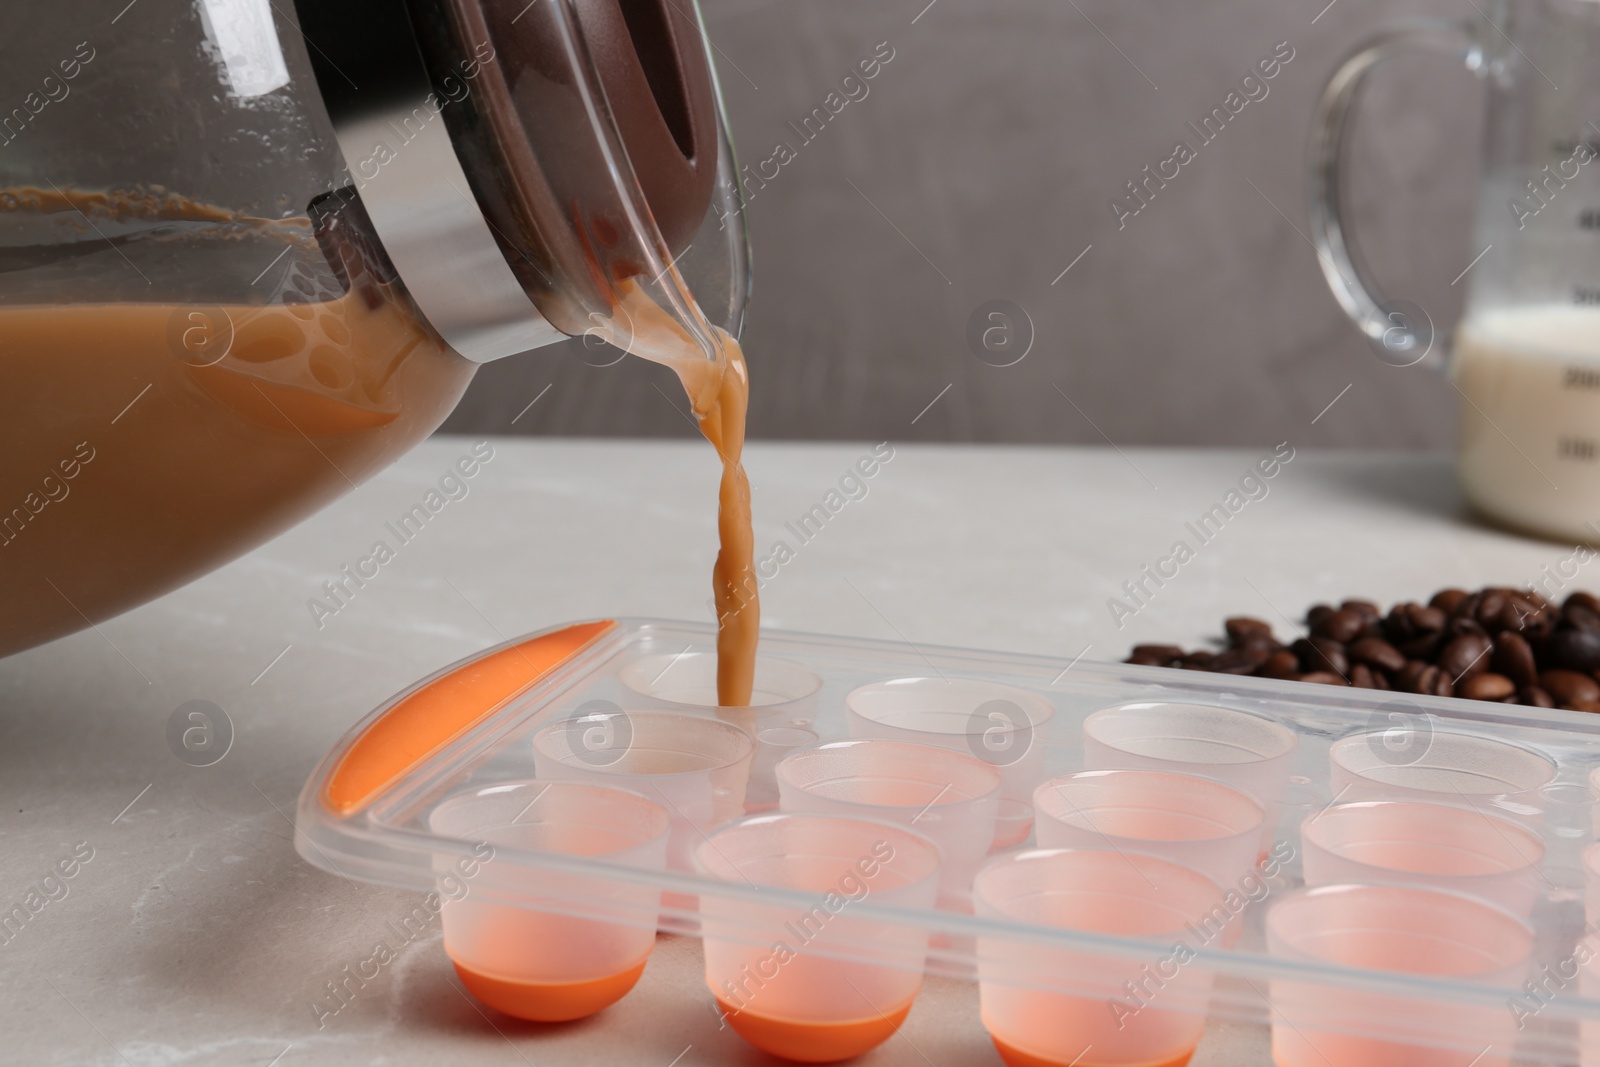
[1310,0,1600,541]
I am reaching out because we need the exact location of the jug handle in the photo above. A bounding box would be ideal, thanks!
[1308,18,1483,365]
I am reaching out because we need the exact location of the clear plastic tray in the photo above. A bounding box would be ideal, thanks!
[294,618,1600,1066]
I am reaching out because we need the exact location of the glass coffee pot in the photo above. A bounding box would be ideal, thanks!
[1311,0,1600,542]
[0,0,748,656]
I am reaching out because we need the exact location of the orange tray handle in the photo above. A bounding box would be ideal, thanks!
[324,620,616,814]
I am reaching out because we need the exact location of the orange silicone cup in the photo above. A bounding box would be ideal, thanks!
[1033,769,1265,892]
[974,848,1225,1067]
[696,812,941,1062]
[1082,701,1297,854]
[1326,729,1557,827]
[427,780,670,1021]
[531,709,754,876]
[1300,800,1544,916]
[776,738,1001,911]
[1267,883,1532,1067]
[846,677,1056,847]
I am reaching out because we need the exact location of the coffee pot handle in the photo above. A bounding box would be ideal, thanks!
[1309,18,1482,364]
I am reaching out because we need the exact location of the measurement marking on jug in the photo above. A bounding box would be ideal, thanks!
[43,978,135,1067]
[1450,244,1493,286]
[1464,1043,1494,1067]
[910,383,952,424]
[111,784,151,826]
[1050,643,1094,686]
[510,0,541,23]
[844,177,952,285]
[1559,436,1599,461]
[665,1045,693,1067]
[110,0,141,24]
[1065,0,1158,91]
[911,0,940,23]
[510,383,552,425]
[264,1044,292,1067]
[1052,384,1159,490]
[110,383,152,425]
[1051,244,1094,285]
[250,644,293,686]
[1310,383,1351,425]
[1310,0,1340,24]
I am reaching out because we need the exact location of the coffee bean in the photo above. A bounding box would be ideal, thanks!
[1224,617,1274,645]
[1565,602,1600,633]
[1540,669,1600,706]
[1493,632,1537,686]
[1459,672,1515,701]
[1124,585,1600,709]
[1383,604,1418,644]
[1521,685,1556,708]
[1411,605,1446,633]
[1409,664,1453,698]
[1313,609,1365,644]
[1396,660,1428,691]
[1294,637,1348,678]
[1544,628,1600,673]
[1437,633,1493,684]
[1477,590,1508,630]
[1567,591,1600,615]
[1212,645,1271,675]
[1499,594,1543,634]
[1341,599,1381,624]
[1348,637,1406,674]
[1260,650,1299,679]
[1239,633,1282,656]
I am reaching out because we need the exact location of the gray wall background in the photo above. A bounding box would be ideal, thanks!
[440,0,1483,447]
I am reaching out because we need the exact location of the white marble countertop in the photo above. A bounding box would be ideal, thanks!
[1,437,1573,1066]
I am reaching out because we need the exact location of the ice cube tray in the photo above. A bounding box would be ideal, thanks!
[294,618,1600,1065]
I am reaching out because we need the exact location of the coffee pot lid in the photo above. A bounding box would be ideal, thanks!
[291,0,739,363]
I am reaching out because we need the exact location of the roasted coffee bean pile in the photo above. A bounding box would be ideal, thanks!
[1125,587,1600,711]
